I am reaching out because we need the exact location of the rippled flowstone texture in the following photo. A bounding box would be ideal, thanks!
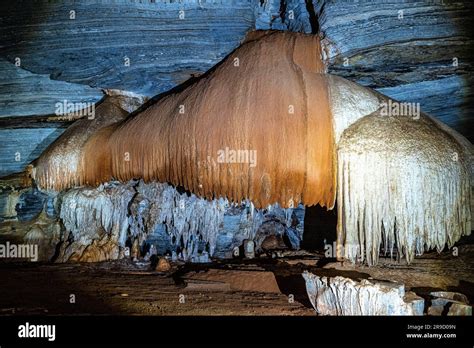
[0,0,257,176]
[1,0,473,178]
[1,1,473,265]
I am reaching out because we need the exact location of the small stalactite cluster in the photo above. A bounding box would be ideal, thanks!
[129,181,304,261]
[56,180,302,262]
[57,182,135,262]
[129,181,228,259]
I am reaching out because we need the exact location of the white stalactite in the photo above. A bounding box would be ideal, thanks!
[336,110,472,265]
[58,180,301,262]
[130,181,301,261]
[59,182,135,261]
[129,181,228,258]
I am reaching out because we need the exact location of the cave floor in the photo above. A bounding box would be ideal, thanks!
[0,246,473,316]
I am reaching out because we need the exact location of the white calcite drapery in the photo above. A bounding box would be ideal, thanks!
[327,75,472,264]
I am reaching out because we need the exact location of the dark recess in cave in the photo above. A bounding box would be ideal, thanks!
[302,204,337,251]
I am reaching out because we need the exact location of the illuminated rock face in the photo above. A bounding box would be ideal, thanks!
[337,110,471,265]
[326,76,472,264]
[316,0,474,140]
[1,0,472,181]
[26,31,472,265]
[31,90,148,192]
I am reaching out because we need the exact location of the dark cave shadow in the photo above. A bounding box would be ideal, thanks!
[0,2,44,60]
[448,3,474,143]
[448,280,474,305]
[302,205,337,251]
[0,262,118,316]
[273,273,314,309]
[315,257,336,268]
[411,282,474,315]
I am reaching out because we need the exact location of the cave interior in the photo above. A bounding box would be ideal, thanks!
[0,0,473,317]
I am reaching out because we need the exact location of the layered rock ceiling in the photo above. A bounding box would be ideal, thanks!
[0,0,473,177]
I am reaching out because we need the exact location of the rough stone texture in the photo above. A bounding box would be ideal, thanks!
[317,0,474,141]
[31,90,146,191]
[0,0,315,99]
[255,0,316,33]
[0,127,66,177]
[0,0,255,177]
[1,1,472,269]
[1,0,472,180]
[0,0,314,178]
[0,173,62,261]
[155,257,171,273]
[54,179,305,263]
[0,58,102,117]
[447,303,472,316]
[0,57,101,176]
[31,32,335,212]
[0,0,257,97]
[1,248,472,315]
[302,271,424,315]
[132,180,305,261]
[0,87,147,178]
[428,291,472,316]
[319,245,474,306]
[57,182,135,262]
[0,261,313,315]
[0,172,58,223]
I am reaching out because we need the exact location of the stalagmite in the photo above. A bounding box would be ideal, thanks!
[155,257,171,272]
[29,31,472,265]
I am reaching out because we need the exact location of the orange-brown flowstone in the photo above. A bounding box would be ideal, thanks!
[44,32,336,209]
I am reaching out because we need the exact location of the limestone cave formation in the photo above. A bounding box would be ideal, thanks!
[0,0,473,323]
